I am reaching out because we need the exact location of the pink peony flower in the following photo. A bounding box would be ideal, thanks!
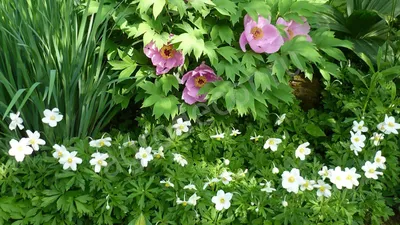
[144,41,184,75]
[239,15,284,54]
[276,17,312,42]
[181,62,221,105]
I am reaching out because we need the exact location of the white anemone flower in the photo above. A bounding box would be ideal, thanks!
[89,136,112,148]
[281,168,304,193]
[172,118,191,136]
[173,153,188,167]
[343,167,361,189]
[183,183,197,190]
[160,178,174,188]
[373,151,386,169]
[260,181,276,193]
[377,122,386,132]
[135,147,154,167]
[89,152,109,173]
[295,142,311,160]
[153,146,165,159]
[9,112,24,130]
[362,161,383,179]
[275,114,286,126]
[230,129,241,136]
[350,144,362,156]
[300,179,315,191]
[383,114,400,134]
[187,193,201,206]
[122,139,136,147]
[263,138,282,151]
[350,131,365,149]
[328,166,346,189]
[210,133,225,140]
[219,171,234,185]
[352,120,368,133]
[370,133,384,146]
[250,135,263,142]
[42,108,63,127]
[59,151,82,171]
[318,166,330,180]
[203,178,220,190]
[211,190,233,211]
[8,139,33,162]
[52,144,68,159]
[23,130,45,151]
[314,180,332,198]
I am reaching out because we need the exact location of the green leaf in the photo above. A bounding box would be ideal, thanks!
[243,1,271,20]
[153,0,166,19]
[207,81,234,103]
[305,124,326,137]
[254,69,272,92]
[279,0,293,15]
[142,94,162,108]
[213,0,237,16]
[159,75,179,95]
[135,213,146,225]
[3,89,25,120]
[153,95,179,119]
[216,46,240,64]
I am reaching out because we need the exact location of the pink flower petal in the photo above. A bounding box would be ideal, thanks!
[239,32,248,52]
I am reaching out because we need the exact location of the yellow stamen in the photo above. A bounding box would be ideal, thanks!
[194,76,207,88]
[160,45,175,59]
[251,27,264,40]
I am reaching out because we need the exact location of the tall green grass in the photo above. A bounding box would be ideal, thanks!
[0,0,118,146]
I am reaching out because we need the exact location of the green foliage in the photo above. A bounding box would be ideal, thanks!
[105,0,352,121]
[0,0,118,145]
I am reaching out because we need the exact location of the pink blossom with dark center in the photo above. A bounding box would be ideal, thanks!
[239,15,284,54]
[276,17,312,42]
[181,62,221,105]
[144,41,184,75]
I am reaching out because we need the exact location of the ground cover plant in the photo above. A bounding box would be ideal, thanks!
[0,0,399,224]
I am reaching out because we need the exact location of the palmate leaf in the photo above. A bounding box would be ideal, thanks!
[171,33,205,60]
[213,0,237,16]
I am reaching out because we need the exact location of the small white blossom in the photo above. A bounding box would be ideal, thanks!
[383,114,400,134]
[210,133,225,140]
[89,152,109,173]
[374,151,386,169]
[219,171,233,185]
[272,163,279,174]
[329,166,346,189]
[370,133,384,146]
[154,146,165,159]
[314,180,331,198]
[362,161,382,179]
[59,151,82,171]
[263,138,282,151]
[42,108,63,127]
[173,153,188,167]
[23,130,45,151]
[223,158,230,165]
[281,168,304,193]
[187,193,201,206]
[250,135,263,142]
[183,183,197,190]
[260,181,276,193]
[350,144,362,156]
[160,178,174,188]
[172,118,191,136]
[230,129,241,136]
[352,120,368,133]
[211,190,233,211]
[203,178,220,190]
[122,140,136,147]
[377,122,386,132]
[275,114,286,126]
[8,139,33,162]
[89,137,112,148]
[343,167,361,189]
[176,195,188,206]
[295,142,311,160]
[318,166,330,180]
[9,112,24,130]
[350,131,365,149]
[52,144,68,159]
[135,147,154,167]
[300,179,315,191]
